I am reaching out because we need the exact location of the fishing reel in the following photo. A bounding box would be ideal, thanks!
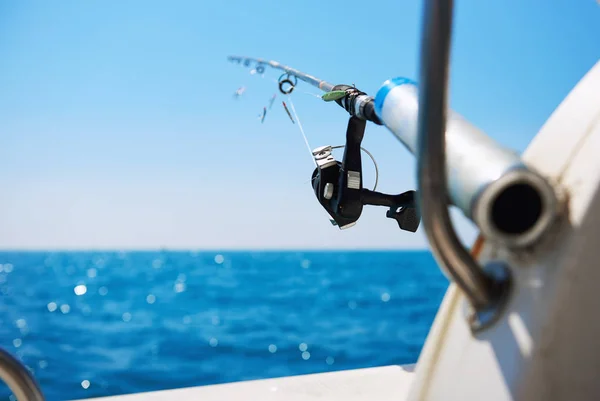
[311,116,421,232]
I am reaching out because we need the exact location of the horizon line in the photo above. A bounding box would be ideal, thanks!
[0,247,431,253]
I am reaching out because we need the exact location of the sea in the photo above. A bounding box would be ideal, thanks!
[0,250,448,401]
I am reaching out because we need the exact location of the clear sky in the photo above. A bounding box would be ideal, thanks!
[1,1,598,250]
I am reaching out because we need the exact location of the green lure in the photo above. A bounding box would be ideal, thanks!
[321,90,347,102]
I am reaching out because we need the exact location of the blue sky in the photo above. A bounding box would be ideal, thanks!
[1,0,598,250]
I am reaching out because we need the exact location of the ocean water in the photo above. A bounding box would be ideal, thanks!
[0,250,448,401]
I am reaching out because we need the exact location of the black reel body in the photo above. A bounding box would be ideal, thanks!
[311,115,421,233]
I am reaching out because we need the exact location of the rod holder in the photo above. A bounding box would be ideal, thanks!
[374,78,559,249]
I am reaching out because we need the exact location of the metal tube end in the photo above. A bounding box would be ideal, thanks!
[473,168,559,248]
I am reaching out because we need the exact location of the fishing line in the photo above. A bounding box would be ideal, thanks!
[263,77,378,187]
[298,90,323,100]
[287,96,317,167]
[331,145,379,191]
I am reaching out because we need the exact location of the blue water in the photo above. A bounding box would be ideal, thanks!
[0,250,447,401]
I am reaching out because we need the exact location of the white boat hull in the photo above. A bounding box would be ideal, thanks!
[74,365,415,401]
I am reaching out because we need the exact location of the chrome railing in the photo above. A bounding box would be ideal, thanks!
[416,0,500,310]
[0,347,44,401]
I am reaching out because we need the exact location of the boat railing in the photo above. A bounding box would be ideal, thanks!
[0,347,45,401]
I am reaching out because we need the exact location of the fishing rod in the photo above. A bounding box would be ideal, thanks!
[228,55,420,233]
[228,54,558,250]
[227,56,383,126]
